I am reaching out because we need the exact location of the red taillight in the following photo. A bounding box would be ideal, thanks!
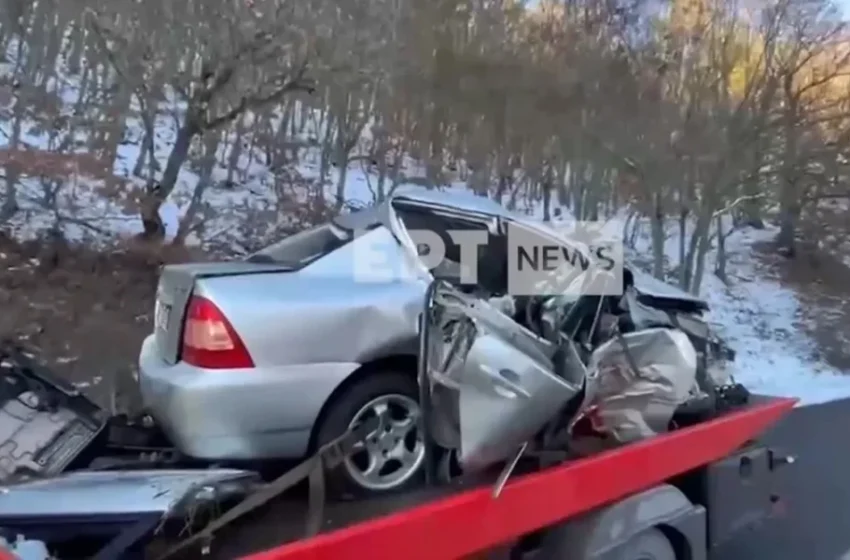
[181,296,254,369]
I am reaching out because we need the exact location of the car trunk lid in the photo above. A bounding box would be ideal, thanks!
[154,262,293,364]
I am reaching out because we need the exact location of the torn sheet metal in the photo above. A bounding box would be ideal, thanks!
[0,469,257,518]
[425,285,585,473]
[585,328,699,444]
[0,343,106,484]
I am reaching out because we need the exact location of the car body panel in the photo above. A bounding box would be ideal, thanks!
[155,262,293,364]
[0,343,107,484]
[628,267,707,311]
[0,469,256,517]
[392,185,514,218]
[139,186,714,463]
[423,283,588,472]
[139,336,359,459]
[195,267,424,367]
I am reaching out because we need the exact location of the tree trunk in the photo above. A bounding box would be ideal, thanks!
[133,123,155,178]
[1,105,24,222]
[776,203,799,257]
[715,215,728,282]
[226,116,246,185]
[334,150,349,209]
[682,211,710,292]
[690,232,711,295]
[319,113,335,183]
[174,133,219,245]
[741,143,765,228]
[650,193,665,279]
[777,83,799,257]
[140,116,198,239]
[374,131,390,202]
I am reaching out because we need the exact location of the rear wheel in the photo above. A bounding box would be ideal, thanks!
[315,372,424,498]
[617,528,677,560]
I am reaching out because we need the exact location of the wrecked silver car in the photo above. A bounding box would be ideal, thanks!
[138,186,734,497]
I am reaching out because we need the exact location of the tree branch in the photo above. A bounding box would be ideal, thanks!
[202,61,315,131]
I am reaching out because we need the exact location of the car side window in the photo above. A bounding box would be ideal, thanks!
[394,206,497,287]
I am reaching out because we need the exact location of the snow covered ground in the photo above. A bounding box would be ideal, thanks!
[697,227,850,405]
[4,41,850,406]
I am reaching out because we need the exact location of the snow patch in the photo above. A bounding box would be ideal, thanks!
[702,227,850,405]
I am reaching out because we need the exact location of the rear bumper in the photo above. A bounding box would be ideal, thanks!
[137,336,358,460]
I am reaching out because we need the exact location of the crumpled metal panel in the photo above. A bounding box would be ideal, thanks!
[167,226,428,369]
[0,393,99,483]
[426,286,586,473]
[585,328,699,443]
[456,332,584,472]
[0,469,257,518]
[0,347,105,484]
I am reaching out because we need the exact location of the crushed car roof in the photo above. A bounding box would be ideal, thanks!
[337,186,708,309]
[391,186,514,218]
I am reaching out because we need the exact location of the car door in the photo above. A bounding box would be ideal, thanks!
[424,281,587,474]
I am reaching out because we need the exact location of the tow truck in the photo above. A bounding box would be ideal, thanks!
[170,280,797,560]
[181,397,792,560]
[0,279,796,560]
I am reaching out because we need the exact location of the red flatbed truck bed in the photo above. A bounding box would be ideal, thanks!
[200,396,796,560]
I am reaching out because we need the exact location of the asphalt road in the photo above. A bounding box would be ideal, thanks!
[717,397,850,560]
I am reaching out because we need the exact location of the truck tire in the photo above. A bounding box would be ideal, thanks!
[617,528,676,560]
[315,372,424,499]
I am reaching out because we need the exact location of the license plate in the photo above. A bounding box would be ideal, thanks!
[155,300,171,332]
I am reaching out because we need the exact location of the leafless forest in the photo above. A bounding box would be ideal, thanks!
[2,0,850,393]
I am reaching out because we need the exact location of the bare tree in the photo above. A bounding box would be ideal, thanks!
[86,0,318,239]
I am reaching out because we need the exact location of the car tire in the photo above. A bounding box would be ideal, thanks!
[314,371,424,499]
[616,528,677,560]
